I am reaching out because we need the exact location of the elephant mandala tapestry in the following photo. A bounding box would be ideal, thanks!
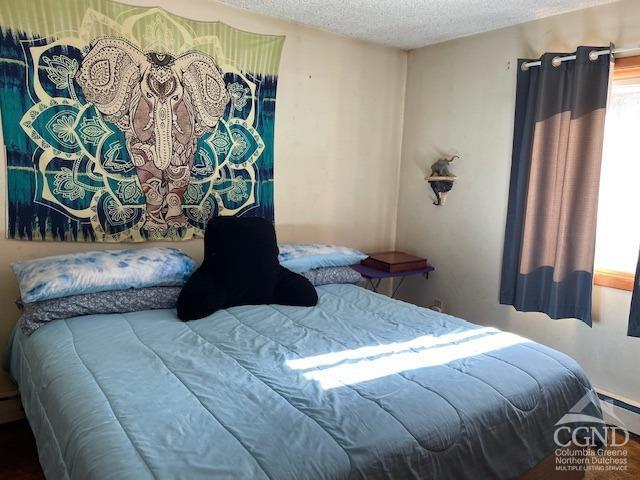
[0,0,283,241]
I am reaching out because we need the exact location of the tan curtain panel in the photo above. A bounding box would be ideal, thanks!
[500,47,611,325]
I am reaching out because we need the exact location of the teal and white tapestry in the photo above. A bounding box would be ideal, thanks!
[0,0,283,241]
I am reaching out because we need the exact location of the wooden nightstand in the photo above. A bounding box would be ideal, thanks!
[0,372,23,424]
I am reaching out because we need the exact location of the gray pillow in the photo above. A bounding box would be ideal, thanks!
[302,266,363,286]
[18,286,181,336]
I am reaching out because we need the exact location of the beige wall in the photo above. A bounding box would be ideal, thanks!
[396,0,640,404]
[0,0,407,349]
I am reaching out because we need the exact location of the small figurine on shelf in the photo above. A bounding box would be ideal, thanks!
[426,154,458,206]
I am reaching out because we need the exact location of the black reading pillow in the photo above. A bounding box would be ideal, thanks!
[177,217,318,320]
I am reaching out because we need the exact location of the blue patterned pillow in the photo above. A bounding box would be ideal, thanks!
[278,244,367,273]
[12,248,197,303]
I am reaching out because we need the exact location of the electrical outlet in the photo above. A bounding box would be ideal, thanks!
[433,298,444,312]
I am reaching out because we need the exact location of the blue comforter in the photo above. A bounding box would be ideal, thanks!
[7,284,598,479]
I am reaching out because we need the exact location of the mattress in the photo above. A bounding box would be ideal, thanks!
[7,284,599,480]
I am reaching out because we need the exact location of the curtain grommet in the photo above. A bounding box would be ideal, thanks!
[552,56,562,67]
[589,50,600,61]
[521,62,529,72]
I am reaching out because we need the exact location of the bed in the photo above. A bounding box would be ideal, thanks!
[7,283,598,479]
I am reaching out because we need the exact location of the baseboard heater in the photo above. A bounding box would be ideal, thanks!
[597,389,640,436]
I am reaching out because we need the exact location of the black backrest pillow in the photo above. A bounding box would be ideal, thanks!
[177,216,318,320]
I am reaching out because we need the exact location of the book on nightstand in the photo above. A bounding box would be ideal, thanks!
[361,251,428,273]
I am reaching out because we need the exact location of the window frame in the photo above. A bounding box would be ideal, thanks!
[594,270,635,291]
[612,55,640,80]
[593,55,640,291]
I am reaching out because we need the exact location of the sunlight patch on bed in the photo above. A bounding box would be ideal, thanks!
[291,331,529,390]
[285,328,498,371]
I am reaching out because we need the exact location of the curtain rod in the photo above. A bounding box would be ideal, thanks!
[521,46,640,71]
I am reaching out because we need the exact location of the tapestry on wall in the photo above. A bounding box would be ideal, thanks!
[0,0,283,241]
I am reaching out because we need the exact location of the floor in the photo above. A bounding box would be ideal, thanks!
[0,421,44,480]
[0,420,638,479]
[583,429,640,480]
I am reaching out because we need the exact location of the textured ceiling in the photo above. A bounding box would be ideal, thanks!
[217,0,619,50]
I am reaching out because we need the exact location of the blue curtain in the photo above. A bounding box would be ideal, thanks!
[628,252,640,337]
[500,47,611,325]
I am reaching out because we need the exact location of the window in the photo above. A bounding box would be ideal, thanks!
[593,56,640,291]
